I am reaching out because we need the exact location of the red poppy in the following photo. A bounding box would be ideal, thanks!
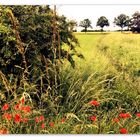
[136,113,140,118]
[89,100,100,106]
[35,117,39,123]
[113,118,119,123]
[2,104,9,111]
[39,115,45,121]
[120,128,128,134]
[21,106,31,113]
[20,98,25,104]
[22,118,28,123]
[90,116,97,121]
[49,122,54,127]
[2,113,12,121]
[41,123,45,129]
[14,114,21,123]
[61,118,65,123]
[0,129,9,134]
[119,113,131,119]
[14,104,20,110]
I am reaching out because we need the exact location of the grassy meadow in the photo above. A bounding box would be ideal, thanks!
[1,32,140,134]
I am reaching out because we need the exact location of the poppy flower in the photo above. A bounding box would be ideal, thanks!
[61,118,65,123]
[136,113,140,118]
[90,116,97,121]
[21,106,31,113]
[49,122,54,127]
[20,98,25,104]
[22,118,28,123]
[14,114,21,123]
[41,123,45,129]
[113,118,119,123]
[2,104,9,111]
[14,104,20,110]
[119,113,131,119]
[39,115,45,121]
[89,100,100,106]
[0,129,9,134]
[35,117,39,123]
[120,128,128,134]
[2,113,12,121]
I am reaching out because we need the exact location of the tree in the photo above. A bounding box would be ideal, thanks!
[68,20,77,32]
[114,14,130,31]
[79,18,92,33]
[130,11,140,33]
[96,16,109,31]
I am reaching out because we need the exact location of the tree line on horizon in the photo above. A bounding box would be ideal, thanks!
[69,11,140,33]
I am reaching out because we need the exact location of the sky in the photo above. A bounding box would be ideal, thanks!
[56,5,140,31]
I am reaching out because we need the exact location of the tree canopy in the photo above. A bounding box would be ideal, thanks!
[79,18,92,33]
[96,16,109,31]
[114,14,130,31]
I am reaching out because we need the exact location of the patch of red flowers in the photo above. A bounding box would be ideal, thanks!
[2,113,12,121]
[90,116,97,121]
[2,104,9,111]
[14,114,21,123]
[49,122,54,127]
[21,106,31,113]
[89,100,100,106]
[120,128,128,134]
[113,118,119,123]
[0,129,9,134]
[136,113,140,118]
[119,113,131,119]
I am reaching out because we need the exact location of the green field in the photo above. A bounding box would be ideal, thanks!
[59,32,140,134]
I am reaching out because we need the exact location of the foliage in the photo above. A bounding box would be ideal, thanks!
[114,14,130,31]
[96,16,109,31]
[79,19,92,33]
[130,11,140,33]
[0,6,82,104]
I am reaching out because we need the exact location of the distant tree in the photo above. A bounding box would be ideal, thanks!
[130,11,140,33]
[96,16,109,31]
[114,14,130,31]
[79,18,92,33]
[68,20,77,32]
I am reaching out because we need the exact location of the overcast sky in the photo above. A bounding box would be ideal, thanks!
[56,5,140,31]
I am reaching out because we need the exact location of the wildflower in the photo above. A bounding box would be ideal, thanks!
[2,113,12,121]
[61,118,65,123]
[20,97,25,104]
[14,104,20,110]
[22,118,28,123]
[0,129,9,134]
[89,100,100,106]
[35,117,39,123]
[14,114,21,123]
[136,113,140,118]
[90,116,97,121]
[21,106,31,113]
[120,128,128,134]
[39,115,45,121]
[2,104,9,111]
[119,113,131,119]
[113,118,119,123]
[49,122,54,127]
[41,123,45,129]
